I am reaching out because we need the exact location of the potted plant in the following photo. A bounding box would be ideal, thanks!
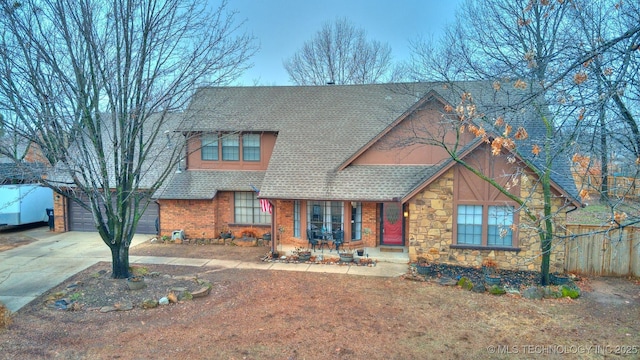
[127,275,146,290]
[338,244,354,263]
[240,228,258,239]
[550,272,571,285]
[293,247,312,262]
[219,225,233,239]
[415,256,434,275]
[482,258,501,285]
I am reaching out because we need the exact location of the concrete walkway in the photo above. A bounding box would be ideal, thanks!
[0,227,409,312]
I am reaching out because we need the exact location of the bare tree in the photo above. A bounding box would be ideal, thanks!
[283,18,392,85]
[552,0,640,209]
[405,0,640,285]
[0,0,256,278]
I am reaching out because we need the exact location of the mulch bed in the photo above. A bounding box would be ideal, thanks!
[405,263,545,289]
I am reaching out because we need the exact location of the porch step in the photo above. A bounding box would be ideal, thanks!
[379,247,404,253]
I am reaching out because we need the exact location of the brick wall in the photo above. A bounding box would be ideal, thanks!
[158,191,270,240]
[276,201,379,247]
[159,198,218,239]
[53,192,67,232]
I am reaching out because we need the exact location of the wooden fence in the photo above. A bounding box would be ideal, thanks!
[564,225,640,277]
[574,175,640,199]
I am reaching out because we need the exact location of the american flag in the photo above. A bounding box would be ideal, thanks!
[251,184,272,214]
[260,198,272,214]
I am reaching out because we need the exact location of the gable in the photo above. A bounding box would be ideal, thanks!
[454,145,519,203]
[350,96,474,166]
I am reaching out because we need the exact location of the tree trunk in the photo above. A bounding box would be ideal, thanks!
[540,234,551,286]
[110,243,130,279]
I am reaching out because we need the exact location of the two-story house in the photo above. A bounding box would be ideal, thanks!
[156,81,580,272]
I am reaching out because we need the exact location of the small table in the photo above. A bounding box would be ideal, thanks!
[318,232,333,251]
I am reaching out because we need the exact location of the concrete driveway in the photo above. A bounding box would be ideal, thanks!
[0,227,150,312]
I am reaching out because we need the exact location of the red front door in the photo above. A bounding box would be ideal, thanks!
[381,202,403,245]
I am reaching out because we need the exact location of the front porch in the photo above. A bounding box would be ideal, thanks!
[275,244,409,264]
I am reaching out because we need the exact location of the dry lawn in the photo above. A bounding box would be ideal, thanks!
[0,240,638,359]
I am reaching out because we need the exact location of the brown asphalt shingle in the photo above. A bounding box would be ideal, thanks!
[159,82,579,203]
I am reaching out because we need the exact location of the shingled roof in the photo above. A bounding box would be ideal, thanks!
[159,81,579,203]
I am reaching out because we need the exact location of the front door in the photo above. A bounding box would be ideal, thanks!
[381,202,403,245]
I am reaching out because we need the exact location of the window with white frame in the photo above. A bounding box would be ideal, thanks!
[351,202,362,240]
[293,200,300,237]
[307,201,343,233]
[201,134,218,160]
[456,204,514,247]
[487,205,514,246]
[234,192,271,224]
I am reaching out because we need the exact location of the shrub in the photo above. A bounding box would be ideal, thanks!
[0,302,12,329]
[560,284,580,299]
[240,228,258,238]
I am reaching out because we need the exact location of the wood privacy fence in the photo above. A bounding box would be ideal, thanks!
[574,175,640,199]
[564,225,640,277]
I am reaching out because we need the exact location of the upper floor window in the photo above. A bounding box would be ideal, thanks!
[242,133,260,161]
[201,134,218,161]
[221,134,240,161]
[201,132,261,162]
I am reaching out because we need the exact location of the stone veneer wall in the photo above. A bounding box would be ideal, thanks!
[407,168,567,272]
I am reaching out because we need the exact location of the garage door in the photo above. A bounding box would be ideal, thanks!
[68,194,158,234]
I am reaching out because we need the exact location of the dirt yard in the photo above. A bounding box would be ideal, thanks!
[0,239,639,359]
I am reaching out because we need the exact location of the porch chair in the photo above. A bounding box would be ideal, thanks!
[306,229,318,251]
[332,230,344,252]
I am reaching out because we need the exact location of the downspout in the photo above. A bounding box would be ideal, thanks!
[270,200,276,256]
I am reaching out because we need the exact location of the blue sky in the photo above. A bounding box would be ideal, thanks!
[227,0,463,86]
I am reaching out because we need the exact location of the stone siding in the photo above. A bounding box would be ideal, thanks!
[408,169,567,272]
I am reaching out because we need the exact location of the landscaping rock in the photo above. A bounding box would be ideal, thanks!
[472,283,486,293]
[159,297,169,305]
[141,299,159,309]
[523,286,545,300]
[543,287,562,299]
[488,285,506,295]
[167,292,178,303]
[439,277,458,286]
[191,286,211,298]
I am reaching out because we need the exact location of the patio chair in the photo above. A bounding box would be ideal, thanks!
[332,230,344,252]
[306,229,318,251]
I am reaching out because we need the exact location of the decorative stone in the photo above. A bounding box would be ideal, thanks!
[141,299,159,309]
[114,301,133,311]
[167,292,178,303]
[159,297,169,305]
[438,277,458,286]
[523,286,544,300]
[191,286,212,298]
